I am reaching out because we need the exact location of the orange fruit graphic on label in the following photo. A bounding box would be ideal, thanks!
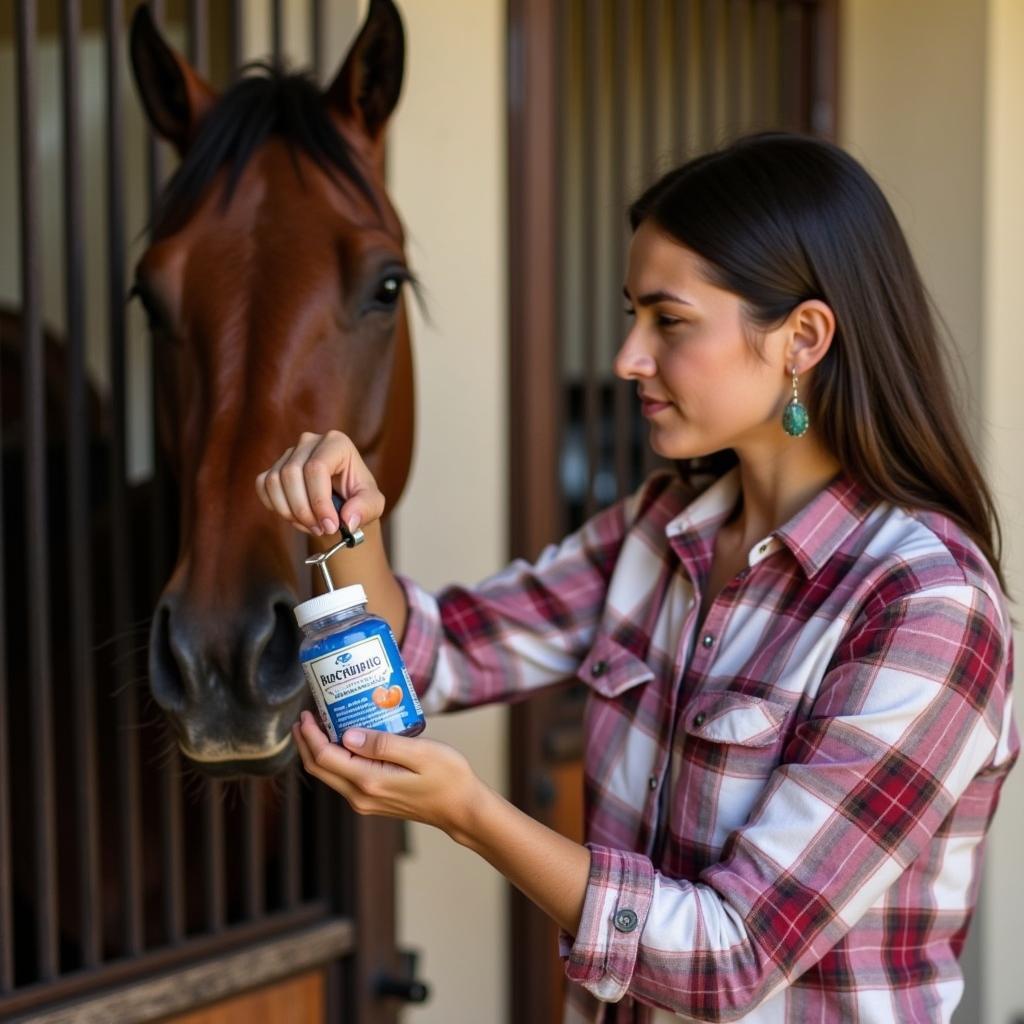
[371,685,403,709]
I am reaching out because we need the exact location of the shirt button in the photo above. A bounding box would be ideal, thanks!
[613,908,639,933]
[702,634,714,648]
[693,711,706,727]
[591,660,608,677]
[758,543,768,553]
[648,775,658,790]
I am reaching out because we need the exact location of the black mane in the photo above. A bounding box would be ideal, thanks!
[151,63,374,240]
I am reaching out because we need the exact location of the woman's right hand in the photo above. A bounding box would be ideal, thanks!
[255,430,385,538]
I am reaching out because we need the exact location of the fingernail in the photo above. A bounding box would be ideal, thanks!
[346,514,361,533]
[344,729,365,748]
[312,524,323,537]
[321,517,336,534]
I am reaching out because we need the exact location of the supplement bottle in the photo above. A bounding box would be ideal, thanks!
[294,519,425,742]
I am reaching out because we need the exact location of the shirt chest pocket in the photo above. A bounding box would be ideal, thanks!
[576,635,656,797]
[681,691,790,748]
[674,691,793,847]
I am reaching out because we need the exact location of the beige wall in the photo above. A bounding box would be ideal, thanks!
[386,3,510,1024]
[980,0,1024,1018]
[842,2,1024,1022]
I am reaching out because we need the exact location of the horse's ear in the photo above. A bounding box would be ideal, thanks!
[129,3,217,155]
[324,0,405,144]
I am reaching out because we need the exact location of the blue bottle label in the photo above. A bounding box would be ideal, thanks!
[301,622,424,742]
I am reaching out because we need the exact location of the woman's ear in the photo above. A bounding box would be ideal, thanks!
[130,3,217,156]
[786,299,836,374]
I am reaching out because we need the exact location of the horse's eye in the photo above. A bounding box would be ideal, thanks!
[372,276,402,309]
[128,282,170,333]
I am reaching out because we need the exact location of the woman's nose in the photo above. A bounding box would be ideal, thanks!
[613,326,656,381]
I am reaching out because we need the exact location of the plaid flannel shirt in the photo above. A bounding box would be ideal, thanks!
[397,467,1019,1023]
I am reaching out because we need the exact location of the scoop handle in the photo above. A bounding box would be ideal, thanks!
[331,492,364,548]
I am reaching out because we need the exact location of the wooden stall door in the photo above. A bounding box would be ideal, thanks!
[164,969,324,1024]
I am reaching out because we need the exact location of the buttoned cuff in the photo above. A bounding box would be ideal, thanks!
[395,575,442,708]
[562,844,655,1002]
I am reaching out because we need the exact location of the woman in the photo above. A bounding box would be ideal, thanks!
[256,132,1018,1023]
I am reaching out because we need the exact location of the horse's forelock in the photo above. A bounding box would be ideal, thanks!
[150,64,378,241]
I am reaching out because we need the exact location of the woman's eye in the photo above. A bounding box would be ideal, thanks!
[372,276,402,308]
[657,314,682,328]
[623,306,635,318]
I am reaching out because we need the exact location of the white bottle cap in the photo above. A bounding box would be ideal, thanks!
[294,584,368,629]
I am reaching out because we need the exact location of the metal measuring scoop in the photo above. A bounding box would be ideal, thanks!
[304,492,365,590]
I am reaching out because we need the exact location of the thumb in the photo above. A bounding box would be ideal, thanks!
[342,727,421,769]
[333,488,383,536]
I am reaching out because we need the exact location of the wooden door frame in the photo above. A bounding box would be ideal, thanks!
[506,2,567,1021]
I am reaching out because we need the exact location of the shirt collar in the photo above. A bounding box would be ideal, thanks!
[664,466,877,579]
[773,470,877,577]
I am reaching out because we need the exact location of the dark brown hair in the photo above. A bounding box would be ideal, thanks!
[630,131,1007,593]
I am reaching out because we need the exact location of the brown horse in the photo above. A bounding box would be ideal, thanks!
[129,0,415,776]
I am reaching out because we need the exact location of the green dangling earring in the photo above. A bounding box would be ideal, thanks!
[782,367,810,437]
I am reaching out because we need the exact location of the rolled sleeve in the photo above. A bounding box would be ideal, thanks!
[396,574,443,708]
[563,844,656,1002]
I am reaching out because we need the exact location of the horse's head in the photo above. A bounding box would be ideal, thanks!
[129,0,414,775]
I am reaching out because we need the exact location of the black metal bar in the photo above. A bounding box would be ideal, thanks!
[188,0,209,76]
[640,0,663,481]
[310,0,325,80]
[282,772,301,908]
[142,0,184,951]
[727,0,745,133]
[779,0,801,129]
[797,0,816,130]
[204,779,226,932]
[672,0,693,160]
[612,0,632,501]
[106,0,145,957]
[315,779,332,902]
[0,376,10,990]
[272,0,284,66]
[0,205,11,990]
[581,2,600,521]
[752,0,772,128]
[147,0,167,217]
[641,0,659,176]
[61,0,103,971]
[699,0,719,149]
[160,749,185,945]
[244,780,265,917]
[811,0,839,139]
[230,0,244,75]
[16,0,59,982]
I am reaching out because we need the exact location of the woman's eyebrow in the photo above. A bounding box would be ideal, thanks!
[622,285,694,307]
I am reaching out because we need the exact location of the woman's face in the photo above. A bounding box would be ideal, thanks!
[616,220,794,461]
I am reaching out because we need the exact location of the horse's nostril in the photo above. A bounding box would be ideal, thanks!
[149,602,187,712]
[255,601,303,704]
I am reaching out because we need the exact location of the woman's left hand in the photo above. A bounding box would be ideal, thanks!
[292,710,483,840]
